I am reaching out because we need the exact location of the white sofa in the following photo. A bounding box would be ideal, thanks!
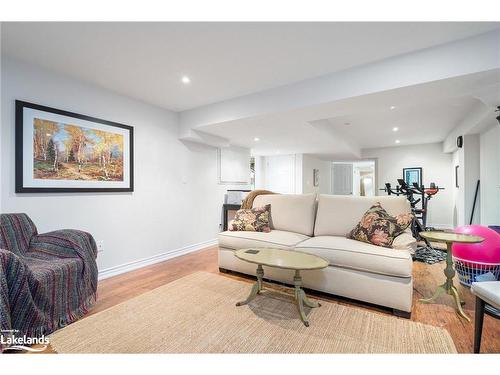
[218,193,417,316]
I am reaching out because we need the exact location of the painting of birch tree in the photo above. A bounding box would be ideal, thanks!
[33,118,124,181]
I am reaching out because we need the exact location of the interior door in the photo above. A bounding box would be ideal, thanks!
[332,163,353,195]
[264,155,296,194]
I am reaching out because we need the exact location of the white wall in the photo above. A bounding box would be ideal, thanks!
[362,142,454,228]
[463,135,481,225]
[452,134,482,226]
[254,155,265,189]
[452,150,460,227]
[302,154,331,194]
[294,154,303,194]
[1,57,249,273]
[480,125,500,225]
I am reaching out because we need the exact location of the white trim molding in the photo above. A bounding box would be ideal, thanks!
[98,239,217,280]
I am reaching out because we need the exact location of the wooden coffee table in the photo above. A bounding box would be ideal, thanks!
[234,248,328,327]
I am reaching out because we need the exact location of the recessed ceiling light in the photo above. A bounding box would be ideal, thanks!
[181,76,191,84]
[395,139,401,144]
[254,137,260,142]
[344,122,351,126]
[390,106,396,110]
[392,127,399,132]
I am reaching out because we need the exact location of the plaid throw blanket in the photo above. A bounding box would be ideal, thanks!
[0,214,98,351]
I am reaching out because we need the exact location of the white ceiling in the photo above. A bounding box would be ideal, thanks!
[199,70,500,158]
[2,22,499,111]
[322,96,481,148]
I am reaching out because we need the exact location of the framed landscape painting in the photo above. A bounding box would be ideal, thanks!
[16,100,134,193]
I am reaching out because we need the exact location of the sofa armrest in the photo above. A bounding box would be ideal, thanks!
[392,231,417,254]
[30,229,98,260]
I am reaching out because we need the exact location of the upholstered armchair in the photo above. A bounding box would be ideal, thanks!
[0,213,98,350]
[471,281,500,353]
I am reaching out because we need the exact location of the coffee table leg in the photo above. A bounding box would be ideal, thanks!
[256,264,264,292]
[294,270,321,327]
[236,264,264,306]
[299,289,321,308]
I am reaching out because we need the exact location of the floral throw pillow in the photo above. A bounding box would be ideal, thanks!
[347,203,413,248]
[228,205,271,233]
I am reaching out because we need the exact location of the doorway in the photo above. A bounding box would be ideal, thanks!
[331,160,376,196]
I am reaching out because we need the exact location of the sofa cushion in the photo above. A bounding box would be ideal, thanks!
[314,195,411,237]
[347,203,413,248]
[218,230,310,250]
[228,204,271,233]
[392,231,418,254]
[252,193,317,236]
[295,236,413,277]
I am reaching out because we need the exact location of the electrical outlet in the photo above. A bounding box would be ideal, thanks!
[96,240,104,253]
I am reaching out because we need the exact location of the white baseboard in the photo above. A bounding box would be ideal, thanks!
[98,239,217,280]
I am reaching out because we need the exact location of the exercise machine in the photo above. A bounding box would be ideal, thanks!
[382,180,445,263]
[383,179,444,231]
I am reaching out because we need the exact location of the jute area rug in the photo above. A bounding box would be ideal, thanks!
[49,272,457,353]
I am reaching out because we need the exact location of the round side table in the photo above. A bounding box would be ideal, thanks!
[419,231,484,322]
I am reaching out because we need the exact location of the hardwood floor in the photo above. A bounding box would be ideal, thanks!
[44,246,500,353]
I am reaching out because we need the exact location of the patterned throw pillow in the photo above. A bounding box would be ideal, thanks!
[228,205,271,233]
[347,203,413,248]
